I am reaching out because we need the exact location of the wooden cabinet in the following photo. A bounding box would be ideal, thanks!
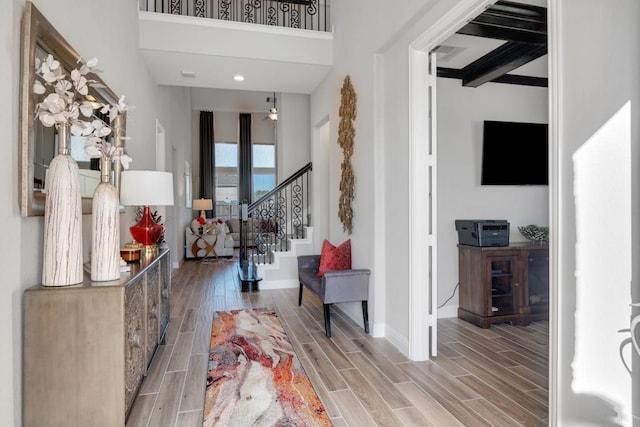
[23,249,171,427]
[457,243,548,328]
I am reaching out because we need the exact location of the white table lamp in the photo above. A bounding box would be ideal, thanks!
[193,198,213,218]
[120,170,174,254]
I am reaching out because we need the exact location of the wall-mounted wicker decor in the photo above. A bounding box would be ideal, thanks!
[338,75,356,234]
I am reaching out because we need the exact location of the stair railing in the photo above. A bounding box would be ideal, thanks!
[239,162,312,265]
[142,0,330,32]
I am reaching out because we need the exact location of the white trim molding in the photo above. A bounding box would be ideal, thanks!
[407,0,496,362]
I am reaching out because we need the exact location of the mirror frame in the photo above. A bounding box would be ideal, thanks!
[19,1,123,216]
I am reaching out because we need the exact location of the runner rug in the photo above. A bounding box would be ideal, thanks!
[203,308,331,426]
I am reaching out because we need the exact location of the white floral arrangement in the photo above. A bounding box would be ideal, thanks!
[33,54,132,169]
[83,95,133,169]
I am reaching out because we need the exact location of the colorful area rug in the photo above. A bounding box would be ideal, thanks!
[203,308,331,427]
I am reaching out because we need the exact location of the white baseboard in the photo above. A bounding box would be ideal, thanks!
[259,279,299,290]
[372,322,385,338]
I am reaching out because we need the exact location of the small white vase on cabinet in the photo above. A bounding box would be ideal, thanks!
[42,123,83,287]
[91,157,120,281]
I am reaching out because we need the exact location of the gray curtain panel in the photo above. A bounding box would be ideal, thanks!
[199,111,215,216]
[239,113,253,204]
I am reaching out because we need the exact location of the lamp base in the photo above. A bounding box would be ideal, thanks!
[141,244,158,258]
[130,206,163,247]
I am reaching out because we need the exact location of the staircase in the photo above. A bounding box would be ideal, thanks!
[256,226,315,289]
[239,163,315,289]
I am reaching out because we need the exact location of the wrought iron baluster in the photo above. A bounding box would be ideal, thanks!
[278,1,290,28]
[276,192,286,251]
[194,0,206,17]
[170,0,181,14]
[292,179,302,238]
[243,0,262,23]
[219,0,231,20]
[291,9,300,28]
[267,5,277,25]
[306,0,317,30]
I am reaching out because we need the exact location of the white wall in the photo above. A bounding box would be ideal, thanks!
[1,2,22,424]
[152,87,193,267]
[437,77,548,316]
[2,1,192,425]
[309,0,462,342]
[191,88,277,113]
[554,0,640,425]
[278,93,311,180]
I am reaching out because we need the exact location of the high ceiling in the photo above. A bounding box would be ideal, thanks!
[436,0,548,88]
[139,0,547,94]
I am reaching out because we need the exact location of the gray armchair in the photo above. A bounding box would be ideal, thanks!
[297,255,370,337]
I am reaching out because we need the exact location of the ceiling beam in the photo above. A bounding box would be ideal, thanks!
[458,0,546,45]
[437,67,548,88]
[458,22,546,45]
[460,41,547,87]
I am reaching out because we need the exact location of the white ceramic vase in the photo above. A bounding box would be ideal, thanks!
[42,123,83,286]
[91,158,120,281]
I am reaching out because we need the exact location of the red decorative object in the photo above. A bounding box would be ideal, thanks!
[197,216,207,226]
[129,206,164,246]
[317,239,351,277]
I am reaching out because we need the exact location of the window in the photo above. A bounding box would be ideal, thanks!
[211,112,277,218]
[252,143,276,200]
[214,142,238,218]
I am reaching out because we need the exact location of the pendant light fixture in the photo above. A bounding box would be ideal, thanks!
[268,92,278,121]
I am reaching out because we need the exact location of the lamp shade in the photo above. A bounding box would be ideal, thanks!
[120,170,174,252]
[193,198,213,211]
[120,171,175,206]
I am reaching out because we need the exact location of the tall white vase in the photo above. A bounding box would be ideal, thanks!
[42,123,83,286]
[91,157,120,281]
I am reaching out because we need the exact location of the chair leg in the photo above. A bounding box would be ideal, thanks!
[323,303,332,337]
[362,300,369,334]
[298,283,304,306]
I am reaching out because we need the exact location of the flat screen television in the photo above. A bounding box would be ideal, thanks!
[481,120,548,185]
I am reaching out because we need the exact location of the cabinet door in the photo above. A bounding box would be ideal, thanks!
[527,250,549,314]
[124,276,146,412]
[146,265,160,364]
[159,256,170,341]
[485,254,519,316]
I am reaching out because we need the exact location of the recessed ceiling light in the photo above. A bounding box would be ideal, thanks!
[181,70,196,78]
[233,74,245,81]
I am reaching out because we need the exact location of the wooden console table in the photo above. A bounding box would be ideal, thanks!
[23,249,171,427]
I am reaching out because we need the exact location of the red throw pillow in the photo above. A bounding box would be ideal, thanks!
[317,239,352,277]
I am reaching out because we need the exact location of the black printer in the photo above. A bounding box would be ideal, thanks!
[455,219,509,247]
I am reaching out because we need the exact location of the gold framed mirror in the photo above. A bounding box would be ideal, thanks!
[19,1,124,216]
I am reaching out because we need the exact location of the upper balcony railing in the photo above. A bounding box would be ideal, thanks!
[142,0,330,32]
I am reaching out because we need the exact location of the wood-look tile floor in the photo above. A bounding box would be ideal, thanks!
[126,258,549,427]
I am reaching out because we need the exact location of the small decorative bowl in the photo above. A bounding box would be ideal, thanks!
[120,242,143,263]
[518,225,549,243]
